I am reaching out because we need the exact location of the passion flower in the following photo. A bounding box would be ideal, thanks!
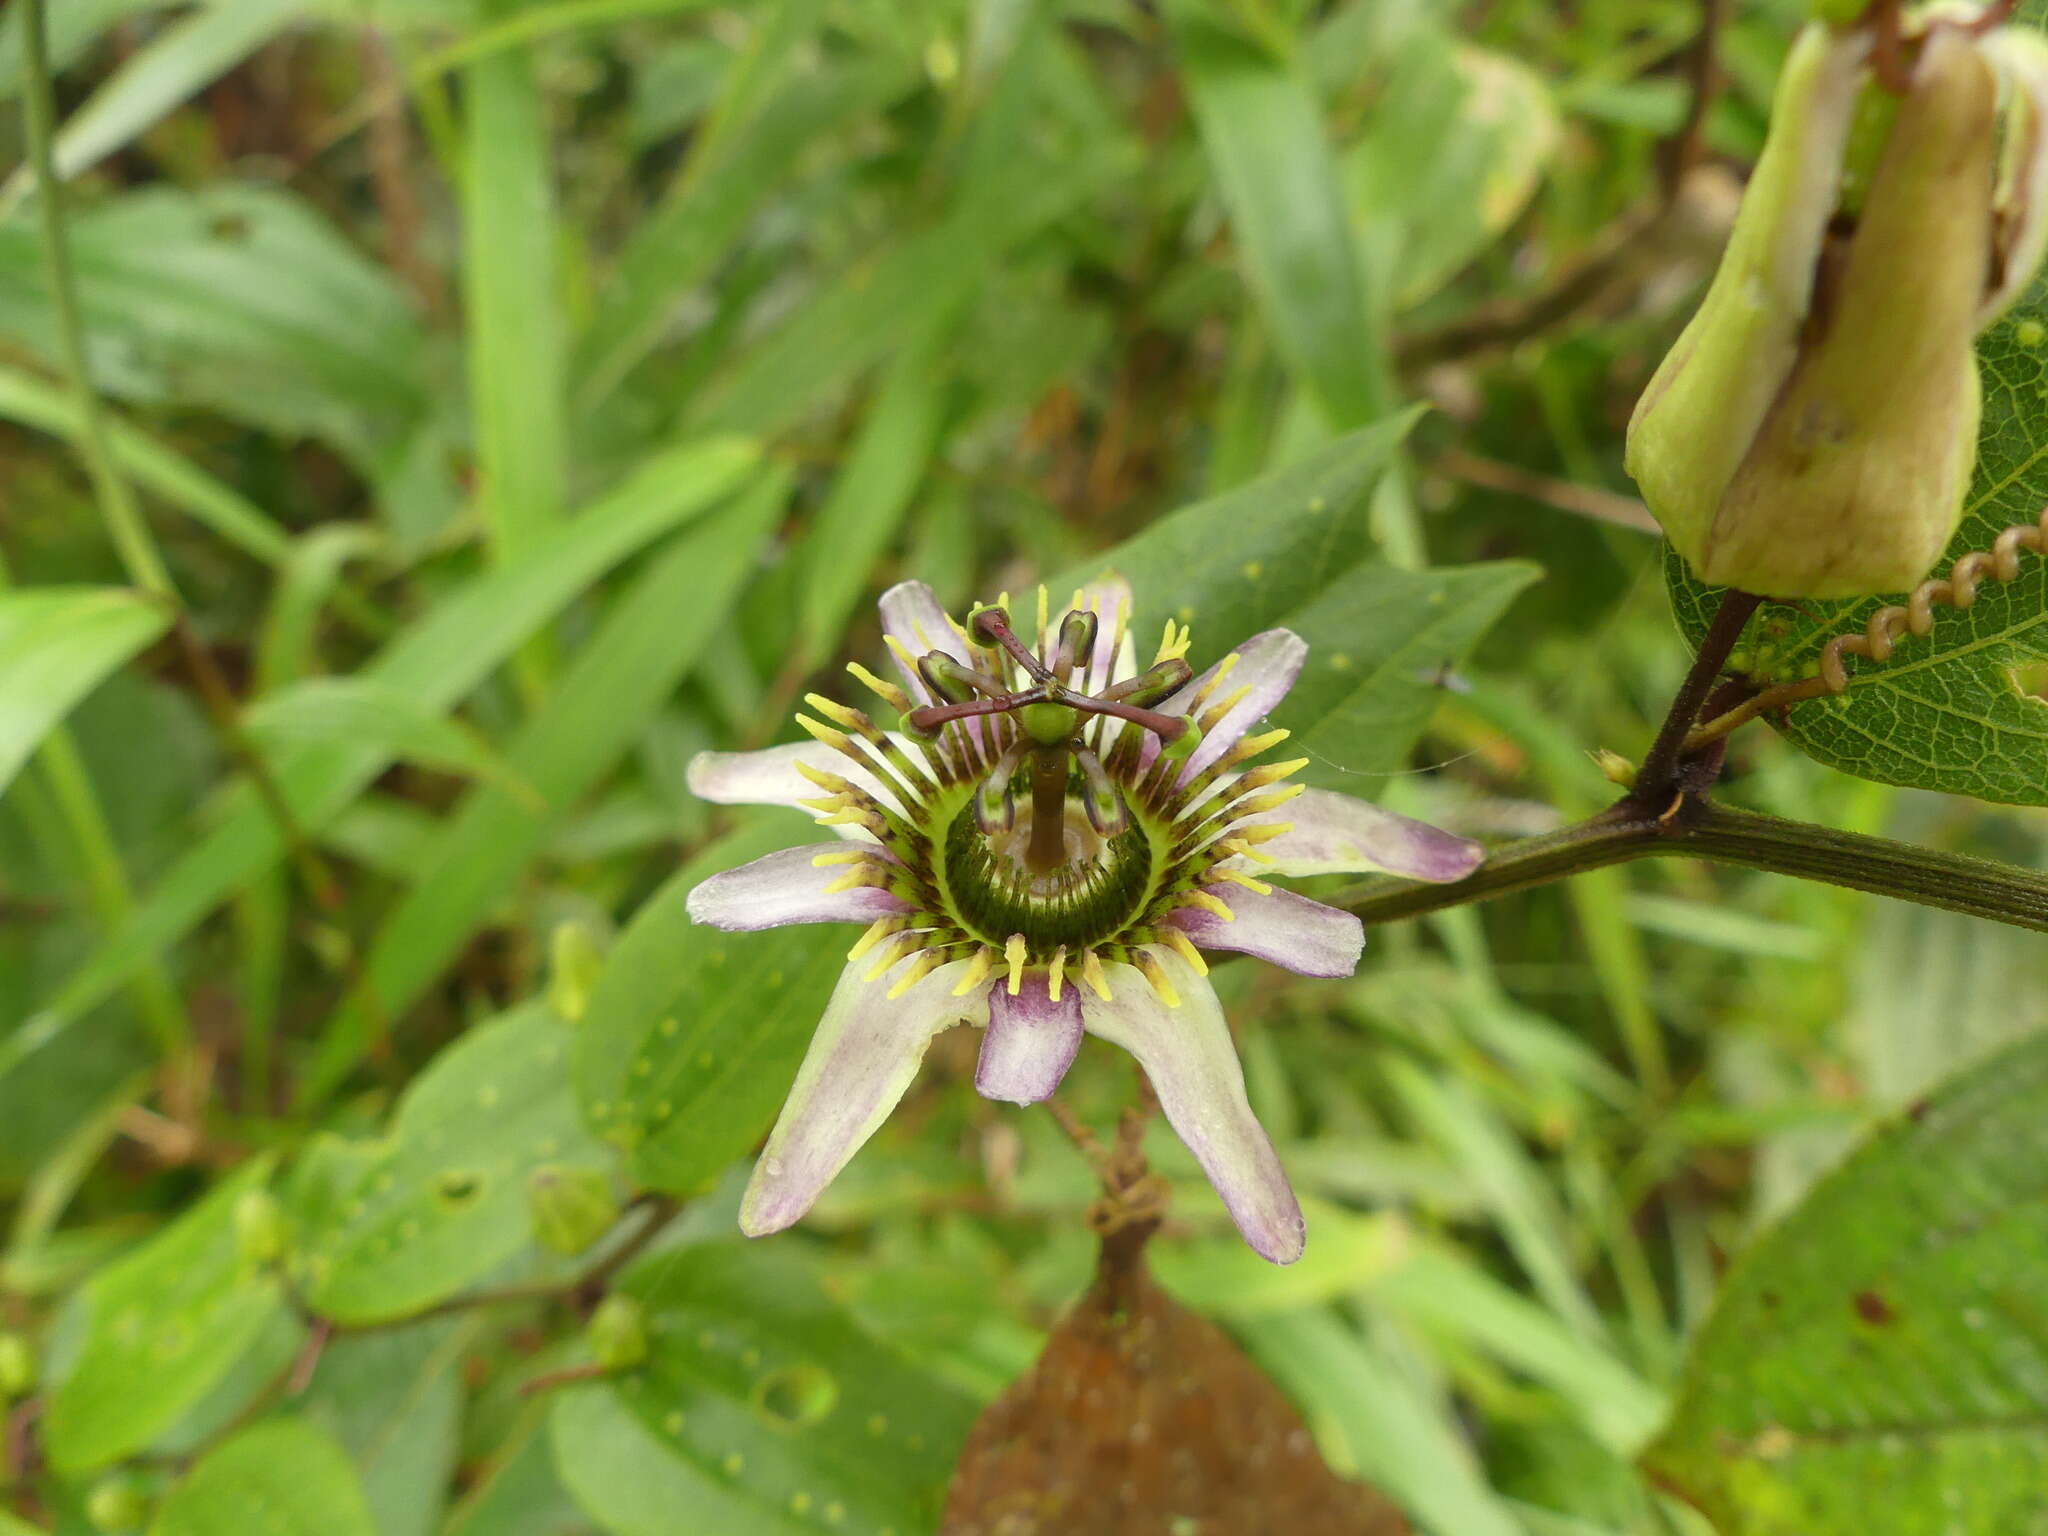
[686,579,1484,1263]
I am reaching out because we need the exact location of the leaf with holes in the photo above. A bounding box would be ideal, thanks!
[151,1419,376,1536]
[575,817,850,1197]
[288,1004,612,1326]
[1666,8,2048,806]
[549,1241,974,1536]
[1645,1027,2048,1534]
[42,1158,291,1475]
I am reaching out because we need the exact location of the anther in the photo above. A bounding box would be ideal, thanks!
[846,661,912,714]
[952,947,997,997]
[887,951,947,1000]
[975,740,1025,835]
[1079,949,1113,1002]
[1162,929,1208,975]
[1004,934,1028,996]
[1075,746,1126,836]
[1047,946,1069,1003]
[849,915,910,962]
[1181,889,1235,922]
[1102,657,1194,710]
[1134,950,1182,1008]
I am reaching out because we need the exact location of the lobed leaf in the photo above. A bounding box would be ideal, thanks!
[1647,1026,2048,1533]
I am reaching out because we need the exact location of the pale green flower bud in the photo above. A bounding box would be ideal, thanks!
[1628,16,2048,599]
[526,1163,621,1256]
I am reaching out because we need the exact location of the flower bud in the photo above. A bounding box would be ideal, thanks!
[547,920,606,1024]
[1627,15,2048,599]
[86,1474,150,1533]
[233,1187,289,1268]
[0,1331,35,1399]
[587,1293,649,1371]
[526,1164,621,1256]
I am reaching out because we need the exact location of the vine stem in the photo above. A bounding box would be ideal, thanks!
[1628,588,1762,806]
[1334,800,2048,935]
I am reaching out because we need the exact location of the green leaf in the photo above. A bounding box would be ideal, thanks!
[150,1419,376,1536]
[5,437,756,1095]
[43,1158,292,1475]
[1275,557,1540,789]
[574,818,847,1195]
[242,679,537,807]
[1048,413,1417,649]
[796,327,952,664]
[462,17,567,565]
[1665,231,2048,805]
[0,363,298,569]
[1167,0,1390,430]
[0,0,301,195]
[0,184,433,478]
[303,468,787,1101]
[1646,1027,2048,1534]
[0,587,169,798]
[296,1323,469,1536]
[549,1242,974,1536]
[289,1004,609,1326]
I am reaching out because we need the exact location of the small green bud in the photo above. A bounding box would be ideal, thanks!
[587,1294,649,1372]
[233,1188,289,1268]
[1628,19,2048,600]
[0,1331,36,1399]
[526,1164,621,1256]
[1591,748,1638,789]
[547,921,606,1024]
[86,1474,149,1533]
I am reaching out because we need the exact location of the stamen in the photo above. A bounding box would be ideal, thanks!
[1232,784,1305,818]
[862,931,917,982]
[821,865,886,894]
[1188,653,1241,715]
[849,915,909,962]
[811,849,868,867]
[884,635,928,698]
[971,607,1054,685]
[1075,745,1126,836]
[1134,950,1182,1008]
[1004,934,1028,996]
[1196,685,1253,735]
[1215,837,1277,866]
[1182,889,1235,922]
[1079,949,1113,1002]
[1213,869,1273,896]
[952,946,997,997]
[846,661,911,714]
[886,950,947,1000]
[1162,928,1208,975]
[1047,946,1068,1003]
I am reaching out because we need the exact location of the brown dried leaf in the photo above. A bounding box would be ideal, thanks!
[941,1227,1409,1536]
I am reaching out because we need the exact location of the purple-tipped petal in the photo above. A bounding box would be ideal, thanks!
[1145,629,1307,782]
[1239,787,1484,883]
[1169,885,1363,978]
[1080,953,1304,1265]
[687,741,908,823]
[976,973,1085,1104]
[740,955,991,1238]
[686,845,910,932]
[879,580,972,702]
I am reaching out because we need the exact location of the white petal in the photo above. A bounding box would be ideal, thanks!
[686,739,911,826]
[1242,787,1484,883]
[740,957,990,1237]
[1142,629,1306,781]
[976,972,1084,1104]
[1170,885,1363,978]
[1080,953,1304,1264]
[878,580,972,702]
[1070,574,1134,695]
[686,845,909,932]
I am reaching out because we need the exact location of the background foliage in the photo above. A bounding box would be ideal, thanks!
[4,1,2047,1532]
